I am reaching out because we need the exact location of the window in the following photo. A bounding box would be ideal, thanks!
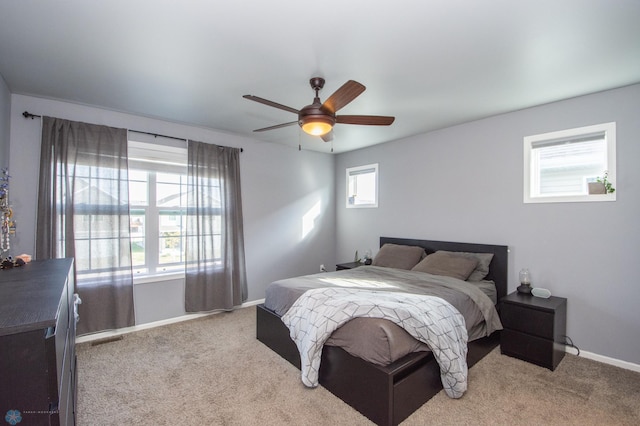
[346,163,378,208]
[523,122,616,203]
[71,163,131,277]
[128,140,189,276]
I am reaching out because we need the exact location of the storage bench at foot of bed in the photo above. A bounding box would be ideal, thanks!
[257,303,488,426]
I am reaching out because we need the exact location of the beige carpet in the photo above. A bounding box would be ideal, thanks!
[77,306,640,425]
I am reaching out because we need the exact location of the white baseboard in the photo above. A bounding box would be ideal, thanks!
[76,298,265,344]
[78,302,640,375]
[565,346,640,373]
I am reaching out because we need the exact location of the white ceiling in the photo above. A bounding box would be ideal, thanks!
[1,0,639,154]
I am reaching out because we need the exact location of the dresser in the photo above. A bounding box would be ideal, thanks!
[0,258,77,426]
[500,291,567,370]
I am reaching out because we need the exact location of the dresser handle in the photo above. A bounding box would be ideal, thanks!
[44,325,56,339]
[73,293,82,323]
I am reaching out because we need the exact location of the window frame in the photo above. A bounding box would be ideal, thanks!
[523,122,616,204]
[128,140,189,278]
[346,163,379,209]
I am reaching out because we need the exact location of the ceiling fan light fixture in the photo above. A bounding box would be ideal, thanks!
[244,77,394,141]
[300,114,334,136]
[301,120,333,136]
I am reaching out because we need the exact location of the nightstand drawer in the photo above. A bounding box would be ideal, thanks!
[501,303,555,340]
[501,329,564,370]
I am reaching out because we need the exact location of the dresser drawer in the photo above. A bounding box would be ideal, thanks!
[56,344,72,426]
[501,302,555,340]
[49,292,69,391]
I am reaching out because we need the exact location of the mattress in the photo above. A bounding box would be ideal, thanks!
[264,265,502,366]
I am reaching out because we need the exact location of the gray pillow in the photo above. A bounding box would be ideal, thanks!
[411,251,478,281]
[371,243,426,270]
[436,250,494,281]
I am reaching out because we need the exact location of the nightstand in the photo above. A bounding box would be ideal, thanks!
[336,261,362,270]
[500,292,567,370]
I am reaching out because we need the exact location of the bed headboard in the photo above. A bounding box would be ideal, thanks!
[380,237,509,301]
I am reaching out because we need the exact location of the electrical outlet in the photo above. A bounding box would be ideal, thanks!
[320,264,327,272]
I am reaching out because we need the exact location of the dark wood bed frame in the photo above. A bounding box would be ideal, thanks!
[256,237,508,426]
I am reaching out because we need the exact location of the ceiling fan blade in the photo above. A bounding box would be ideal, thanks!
[321,130,334,142]
[336,115,395,126]
[253,121,298,132]
[243,95,299,115]
[321,80,366,114]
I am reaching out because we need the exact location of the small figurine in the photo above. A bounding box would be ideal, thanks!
[1,257,14,269]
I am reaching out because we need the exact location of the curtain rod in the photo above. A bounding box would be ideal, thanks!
[22,111,243,152]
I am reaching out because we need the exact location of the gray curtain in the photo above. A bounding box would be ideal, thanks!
[185,140,247,312]
[36,117,135,335]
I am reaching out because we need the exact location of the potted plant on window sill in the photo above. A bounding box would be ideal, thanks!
[588,171,615,195]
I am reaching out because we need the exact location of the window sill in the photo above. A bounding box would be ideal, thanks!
[133,272,185,285]
[524,193,616,203]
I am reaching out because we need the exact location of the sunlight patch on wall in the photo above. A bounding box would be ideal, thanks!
[302,200,321,239]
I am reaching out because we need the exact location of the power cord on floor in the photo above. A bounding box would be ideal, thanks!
[563,335,580,356]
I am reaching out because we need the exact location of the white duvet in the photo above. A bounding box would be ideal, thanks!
[282,287,469,398]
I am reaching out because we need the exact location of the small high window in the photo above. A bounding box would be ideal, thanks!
[346,163,378,208]
[523,122,616,203]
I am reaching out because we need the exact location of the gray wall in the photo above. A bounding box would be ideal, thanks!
[8,94,336,316]
[335,84,640,365]
[0,74,10,167]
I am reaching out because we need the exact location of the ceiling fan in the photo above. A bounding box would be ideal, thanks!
[243,77,395,142]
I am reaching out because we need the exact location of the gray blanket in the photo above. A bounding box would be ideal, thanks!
[282,287,469,398]
[266,266,502,335]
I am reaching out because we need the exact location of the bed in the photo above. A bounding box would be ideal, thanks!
[256,237,508,426]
